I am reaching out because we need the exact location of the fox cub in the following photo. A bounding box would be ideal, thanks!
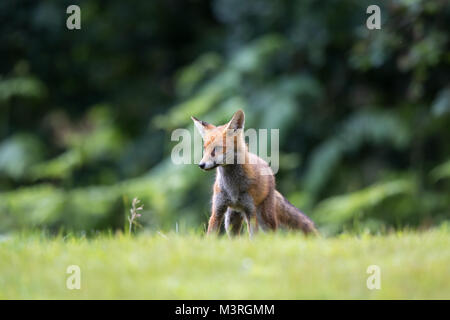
[192,109,317,237]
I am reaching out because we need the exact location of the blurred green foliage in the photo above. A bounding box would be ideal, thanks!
[0,0,449,235]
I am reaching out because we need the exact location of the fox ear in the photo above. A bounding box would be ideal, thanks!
[191,116,214,139]
[226,109,245,133]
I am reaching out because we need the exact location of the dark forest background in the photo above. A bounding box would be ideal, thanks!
[0,0,449,235]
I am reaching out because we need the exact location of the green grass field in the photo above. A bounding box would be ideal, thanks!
[1,228,449,299]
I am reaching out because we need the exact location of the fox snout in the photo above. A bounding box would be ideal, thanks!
[198,161,217,171]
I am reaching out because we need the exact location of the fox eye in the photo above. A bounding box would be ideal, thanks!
[211,146,222,157]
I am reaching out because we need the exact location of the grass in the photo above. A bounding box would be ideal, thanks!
[0,228,449,299]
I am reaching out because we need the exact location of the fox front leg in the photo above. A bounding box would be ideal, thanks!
[207,196,227,235]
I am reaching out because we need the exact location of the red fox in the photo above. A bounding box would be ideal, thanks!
[191,109,317,237]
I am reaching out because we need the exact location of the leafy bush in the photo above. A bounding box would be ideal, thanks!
[0,0,448,234]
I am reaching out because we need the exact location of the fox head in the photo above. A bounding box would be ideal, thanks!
[191,109,246,170]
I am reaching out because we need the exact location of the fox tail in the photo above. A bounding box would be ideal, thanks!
[275,191,318,235]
